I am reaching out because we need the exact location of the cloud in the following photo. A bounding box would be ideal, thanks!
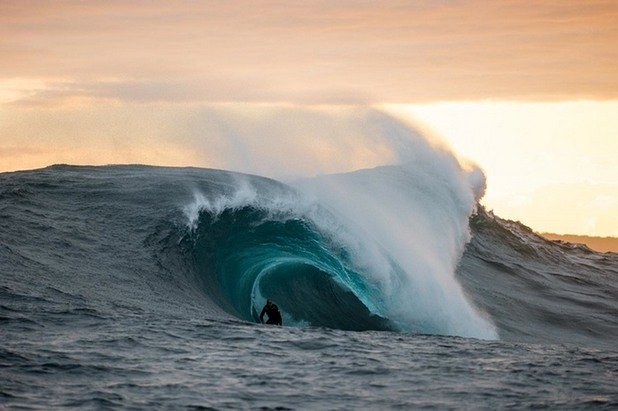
[6,79,373,107]
[7,79,264,106]
[1,0,617,104]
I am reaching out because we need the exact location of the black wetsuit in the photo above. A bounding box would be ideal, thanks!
[260,303,282,325]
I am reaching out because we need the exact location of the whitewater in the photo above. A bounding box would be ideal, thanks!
[1,109,617,409]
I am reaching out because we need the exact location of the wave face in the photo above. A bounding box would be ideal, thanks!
[185,203,392,331]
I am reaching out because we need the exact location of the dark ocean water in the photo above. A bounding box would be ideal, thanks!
[2,165,617,409]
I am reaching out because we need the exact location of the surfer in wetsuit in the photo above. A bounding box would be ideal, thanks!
[259,299,282,326]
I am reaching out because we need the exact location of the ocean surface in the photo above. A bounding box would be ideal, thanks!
[1,164,617,409]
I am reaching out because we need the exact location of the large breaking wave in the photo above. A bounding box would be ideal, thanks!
[2,107,616,347]
[180,161,496,338]
[177,108,497,338]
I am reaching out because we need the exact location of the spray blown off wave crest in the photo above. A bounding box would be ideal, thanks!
[181,109,496,338]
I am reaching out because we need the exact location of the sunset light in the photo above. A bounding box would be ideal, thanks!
[2,3,617,408]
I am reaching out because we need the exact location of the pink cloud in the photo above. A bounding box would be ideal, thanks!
[1,1,617,104]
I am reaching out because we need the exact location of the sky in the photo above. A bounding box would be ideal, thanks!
[1,0,617,236]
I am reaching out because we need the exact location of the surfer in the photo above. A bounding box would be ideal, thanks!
[259,299,282,326]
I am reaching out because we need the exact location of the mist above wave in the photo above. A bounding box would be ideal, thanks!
[182,107,497,338]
